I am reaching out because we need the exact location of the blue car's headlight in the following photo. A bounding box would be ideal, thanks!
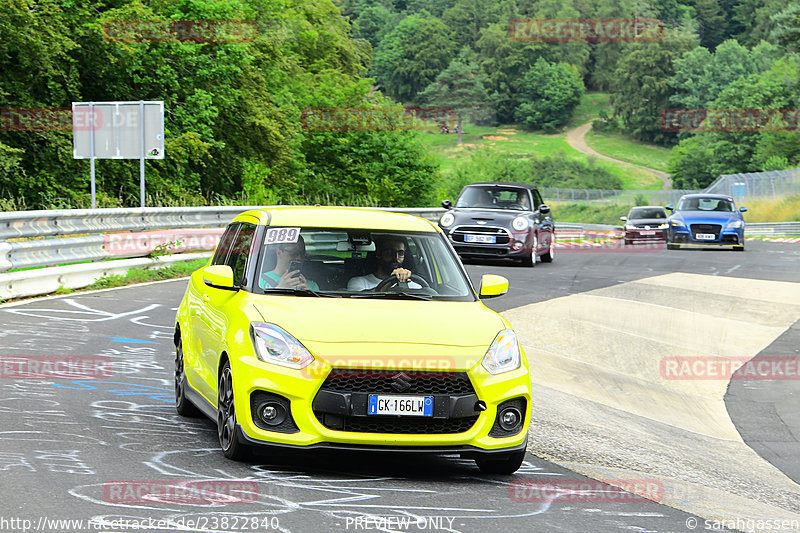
[727,220,744,229]
[250,322,315,369]
[482,329,521,374]
[670,219,685,228]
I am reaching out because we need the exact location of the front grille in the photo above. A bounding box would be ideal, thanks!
[325,415,479,434]
[451,225,511,245]
[314,369,479,434]
[690,224,721,240]
[456,246,507,255]
[320,369,475,395]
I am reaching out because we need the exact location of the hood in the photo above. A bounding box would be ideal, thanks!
[627,218,668,226]
[252,298,507,370]
[672,211,741,224]
[452,208,523,223]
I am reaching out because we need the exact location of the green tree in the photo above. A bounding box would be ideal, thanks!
[373,13,457,103]
[667,55,800,184]
[514,58,584,132]
[695,0,728,50]
[733,0,793,47]
[669,40,781,110]
[771,2,800,52]
[418,52,492,144]
[353,6,395,49]
[441,0,502,49]
[668,135,716,188]
[474,22,547,123]
[611,28,697,144]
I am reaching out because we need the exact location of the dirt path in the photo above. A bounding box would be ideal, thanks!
[565,122,673,190]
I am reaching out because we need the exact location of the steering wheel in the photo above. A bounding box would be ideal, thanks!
[374,273,431,292]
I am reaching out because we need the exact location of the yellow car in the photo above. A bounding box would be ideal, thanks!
[174,207,531,474]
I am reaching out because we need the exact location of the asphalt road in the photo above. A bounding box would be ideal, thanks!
[2,242,797,533]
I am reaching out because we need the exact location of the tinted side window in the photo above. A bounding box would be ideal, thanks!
[212,224,240,266]
[228,224,256,287]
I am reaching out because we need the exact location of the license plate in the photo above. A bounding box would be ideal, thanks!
[368,395,433,416]
[465,234,496,243]
[640,230,655,235]
[695,233,716,240]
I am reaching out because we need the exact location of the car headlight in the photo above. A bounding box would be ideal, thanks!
[512,216,528,231]
[727,220,744,229]
[440,212,455,228]
[482,329,521,375]
[250,322,314,369]
[670,219,685,228]
[657,223,668,229]
[624,224,636,230]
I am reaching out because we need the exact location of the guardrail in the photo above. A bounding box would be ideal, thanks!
[0,207,796,300]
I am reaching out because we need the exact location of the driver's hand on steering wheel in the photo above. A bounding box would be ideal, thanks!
[391,268,411,283]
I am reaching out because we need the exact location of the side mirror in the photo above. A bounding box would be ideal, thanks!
[665,205,674,212]
[203,265,237,291]
[539,204,551,215]
[620,216,628,221]
[478,274,508,299]
[739,206,747,212]
[442,200,452,209]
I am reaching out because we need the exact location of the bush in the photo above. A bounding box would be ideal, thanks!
[514,58,584,132]
[443,150,621,199]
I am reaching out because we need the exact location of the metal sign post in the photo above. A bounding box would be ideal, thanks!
[72,101,164,208]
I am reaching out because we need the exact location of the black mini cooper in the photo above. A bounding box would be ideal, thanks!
[438,182,555,266]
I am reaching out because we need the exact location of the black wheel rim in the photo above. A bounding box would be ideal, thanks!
[218,367,235,450]
[174,340,185,406]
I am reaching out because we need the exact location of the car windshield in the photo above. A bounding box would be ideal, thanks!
[676,197,735,212]
[628,208,666,219]
[455,186,531,210]
[255,227,475,301]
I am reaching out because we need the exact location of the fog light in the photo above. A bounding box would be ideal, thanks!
[499,407,521,431]
[258,402,287,426]
[512,240,523,250]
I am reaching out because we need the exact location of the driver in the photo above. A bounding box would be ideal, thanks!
[347,236,419,291]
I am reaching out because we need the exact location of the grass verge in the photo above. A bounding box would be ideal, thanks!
[584,129,672,173]
[84,258,208,291]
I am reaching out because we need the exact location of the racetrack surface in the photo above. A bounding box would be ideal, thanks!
[2,242,798,532]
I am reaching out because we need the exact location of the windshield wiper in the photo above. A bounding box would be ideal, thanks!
[263,288,341,298]
[350,291,432,301]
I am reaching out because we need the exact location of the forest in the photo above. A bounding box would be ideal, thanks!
[1,0,799,209]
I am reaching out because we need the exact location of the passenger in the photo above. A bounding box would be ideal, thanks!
[260,237,319,290]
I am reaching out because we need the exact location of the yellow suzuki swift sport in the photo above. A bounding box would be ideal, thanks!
[174,207,531,474]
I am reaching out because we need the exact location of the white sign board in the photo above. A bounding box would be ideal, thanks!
[72,101,164,159]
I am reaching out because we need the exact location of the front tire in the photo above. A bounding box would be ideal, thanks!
[175,334,200,417]
[218,361,250,461]
[540,236,554,263]
[475,450,526,475]
[522,235,538,267]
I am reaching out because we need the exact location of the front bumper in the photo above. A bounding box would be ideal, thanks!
[624,229,667,242]
[668,227,744,247]
[230,354,532,452]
